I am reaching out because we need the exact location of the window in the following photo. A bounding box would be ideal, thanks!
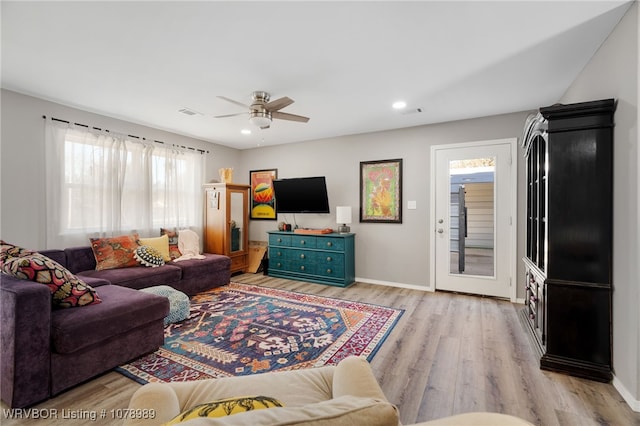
[46,120,203,248]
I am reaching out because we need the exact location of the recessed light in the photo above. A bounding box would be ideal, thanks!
[392,101,407,110]
[241,129,251,135]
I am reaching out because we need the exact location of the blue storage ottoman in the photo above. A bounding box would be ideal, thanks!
[140,285,189,326]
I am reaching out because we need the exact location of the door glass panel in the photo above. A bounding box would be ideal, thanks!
[449,157,495,276]
[230,191,243,253]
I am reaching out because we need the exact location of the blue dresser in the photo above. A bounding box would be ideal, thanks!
[267,231,355,287]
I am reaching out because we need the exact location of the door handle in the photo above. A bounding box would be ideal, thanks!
[437,228,444,234]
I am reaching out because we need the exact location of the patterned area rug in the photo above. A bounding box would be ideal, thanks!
[116,282,403,384]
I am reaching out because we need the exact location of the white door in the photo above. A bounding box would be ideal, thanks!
[430,139,516,300]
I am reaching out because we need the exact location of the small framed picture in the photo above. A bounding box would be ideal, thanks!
[249,169,278,220]
[360,159,403,223]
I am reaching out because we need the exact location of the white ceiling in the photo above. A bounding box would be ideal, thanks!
[1,1,633,150]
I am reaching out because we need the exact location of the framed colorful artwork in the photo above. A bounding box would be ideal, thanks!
[360,159,403,223]
[249,169,278,220]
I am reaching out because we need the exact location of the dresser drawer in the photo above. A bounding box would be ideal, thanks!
[286,249,315,262]
[269,247,288,261]
[317,253,344,267]
[289,258,316,275]
[318,237,344,251]
[291,235,316,248]
[269,256,287,271]
[269,234,291,246]
[316,264,344,279]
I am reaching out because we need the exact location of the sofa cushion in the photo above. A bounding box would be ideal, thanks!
[51,284,169,354]
[2,253,101,309]
[139,235,171,262]
[135,246,166,268]
[64,246,98,273]
[77,264,182,290]
[165,396,398,426]
[90,234,140,271]
[165,396,283,425]
[171,254,231,280]
[0,240,35,266]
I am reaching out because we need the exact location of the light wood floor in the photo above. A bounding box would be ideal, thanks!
[2,274,638,425]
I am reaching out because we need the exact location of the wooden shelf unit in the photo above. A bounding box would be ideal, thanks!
[203,183,250,274]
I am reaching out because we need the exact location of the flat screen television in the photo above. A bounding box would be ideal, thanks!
[272,176,330,214]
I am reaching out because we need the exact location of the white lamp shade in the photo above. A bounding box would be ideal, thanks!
[336,206,352,224]
[249,115,271,128]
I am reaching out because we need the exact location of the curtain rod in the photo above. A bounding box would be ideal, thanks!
[42,115,209,154]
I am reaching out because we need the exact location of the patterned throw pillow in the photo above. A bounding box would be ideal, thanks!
[161,228,182,260]
[0,240,35,267]
[134,245,165,267]
[138,235,171,262]
[2,252,101,308]
[164,396,283,425]
[90,234,140,271]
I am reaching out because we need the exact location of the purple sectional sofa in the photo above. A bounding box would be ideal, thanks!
[1,247,231,408]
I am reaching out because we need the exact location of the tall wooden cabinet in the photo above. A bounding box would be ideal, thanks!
[203,183,250,274]
[521,99,614,382]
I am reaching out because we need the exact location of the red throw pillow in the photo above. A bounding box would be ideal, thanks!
[90,234,140,270]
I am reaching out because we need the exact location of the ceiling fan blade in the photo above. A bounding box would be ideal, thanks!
[214,112,248,118]
[272,111,310,123]
[217,96,250,109]
[264,96,294,112]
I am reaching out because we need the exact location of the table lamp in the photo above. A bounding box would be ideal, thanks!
[336,206,352,233]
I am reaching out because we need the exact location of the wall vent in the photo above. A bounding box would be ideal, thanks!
[178,107,202,116]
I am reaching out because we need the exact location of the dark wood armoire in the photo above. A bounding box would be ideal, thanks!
[521,98,615,382]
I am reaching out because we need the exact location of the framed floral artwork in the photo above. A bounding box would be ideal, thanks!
[360,159,402,223]
[250,169,278,220]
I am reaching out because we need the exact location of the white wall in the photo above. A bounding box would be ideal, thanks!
[560,2,639,409]
[237,112,529,290]
[0,89,240,249]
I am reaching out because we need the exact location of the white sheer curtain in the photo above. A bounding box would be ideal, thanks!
[45,118,204,248]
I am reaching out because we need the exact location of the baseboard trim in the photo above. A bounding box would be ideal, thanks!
[355,277,433,292]
[612,375,640,412]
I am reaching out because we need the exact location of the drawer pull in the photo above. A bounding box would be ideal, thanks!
[326,242,333,247]
[300,266,305,271]
[326,269,332,274]
[277,251,282,257]
[301,240,306,245]
[277,238,282,243]
[277,262,282,267]
[326,256,332,262]
[300,254,305,259]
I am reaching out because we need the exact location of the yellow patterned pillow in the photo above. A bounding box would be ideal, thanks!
[139,234,171,262]
[163,396,283,425]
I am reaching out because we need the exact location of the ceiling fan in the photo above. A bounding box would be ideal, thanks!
[214,91,310,129]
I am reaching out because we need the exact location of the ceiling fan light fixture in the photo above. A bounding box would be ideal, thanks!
[249,111,272,128]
